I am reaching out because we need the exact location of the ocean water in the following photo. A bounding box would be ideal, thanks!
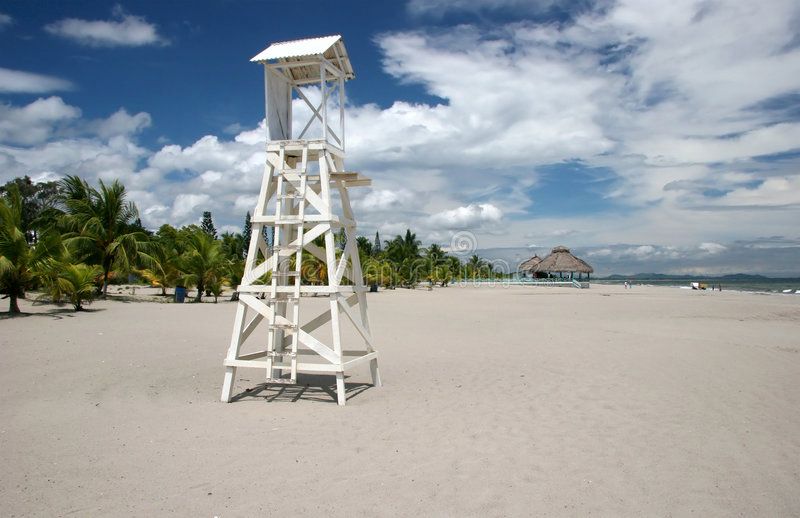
[593,278,800,294]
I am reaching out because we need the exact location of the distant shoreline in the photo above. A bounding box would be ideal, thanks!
[592,278,800,295]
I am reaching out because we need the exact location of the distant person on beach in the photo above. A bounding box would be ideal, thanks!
[624,281,629,289]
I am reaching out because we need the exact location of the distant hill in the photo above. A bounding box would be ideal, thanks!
[601,273,775,281]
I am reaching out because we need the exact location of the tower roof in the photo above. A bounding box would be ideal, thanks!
[250,35,354,81]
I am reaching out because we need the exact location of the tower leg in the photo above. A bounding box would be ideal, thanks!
[221,302,248,402]
[369,358,382,388]
[221,367,237,402]
[336,372,346,406]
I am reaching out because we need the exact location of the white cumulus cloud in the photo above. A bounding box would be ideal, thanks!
[0,12,13,29]
[171,193,211,221]
[429,203,503,229]
[44,7,166,47]
[0,97,81,145]
[0,68,73,94]
[699,242,727,254]
[90,109,152,139]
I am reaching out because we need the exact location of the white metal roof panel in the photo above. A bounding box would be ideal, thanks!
[250,35,342,62]
[251,35,355,82]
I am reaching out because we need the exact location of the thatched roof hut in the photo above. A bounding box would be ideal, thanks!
[519,255,542,272]
[534,246,594,277]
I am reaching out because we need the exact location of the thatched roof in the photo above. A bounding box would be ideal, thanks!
[519,255,542,271]
[533,246,594,274]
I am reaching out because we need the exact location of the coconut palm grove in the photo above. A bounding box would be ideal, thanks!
[0,174,502,314]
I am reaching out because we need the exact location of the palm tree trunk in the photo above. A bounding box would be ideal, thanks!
[8,291,20,314]
[101,256,112,297]
[195,281,204,302]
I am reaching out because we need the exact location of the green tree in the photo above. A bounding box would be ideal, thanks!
[445,256,462,284]
[0,186,59,313]
[242,212,252,255]
[356,235,373,258]
[373,231,382,256]
[201,211,217,238]
[178,228,224,302]
[396,256,425,288]
[156,223,179,246]
[137,240,181,296]
[221,231,245,260]
[467,254,486,279]
[50,263,102,311]
[384,229,421,264]
[363,257,394,288]
[422,244,446,287]
[207,274,225,303]
[425,243,444,264]
[226,257,245,301]
[59,175,148,296]
[0,176,62,245]
[336,227,347,251]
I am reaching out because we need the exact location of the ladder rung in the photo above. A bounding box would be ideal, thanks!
[273,244,301,251]
[280,174,320,180]
[279,168,306,174]
[274,219,304,225]
[278,193,303,199]
[265,377,296,385]
[269,364,296,371]
[266,351,296,358]
[272,271,300,277]
[269,323,297,330]
[266,293,299,300]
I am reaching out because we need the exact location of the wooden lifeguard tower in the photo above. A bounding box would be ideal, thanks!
[221,35,381,405]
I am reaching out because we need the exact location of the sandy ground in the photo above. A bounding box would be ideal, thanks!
[1,284,799,517]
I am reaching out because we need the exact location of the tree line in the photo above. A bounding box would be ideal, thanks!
[0,175,501,314]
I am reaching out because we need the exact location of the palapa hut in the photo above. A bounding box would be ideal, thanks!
[533,246,594,281]
[518,255,544,278]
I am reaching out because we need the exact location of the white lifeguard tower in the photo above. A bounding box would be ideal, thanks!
[221,35,381,405]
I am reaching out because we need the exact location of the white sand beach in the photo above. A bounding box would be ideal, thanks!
[1,284,799,516]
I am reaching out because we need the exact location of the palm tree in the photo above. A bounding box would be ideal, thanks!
[467,254,486,279]
[0,187,59,313]
[384,229,421,264]
[402,229,421,258]
[178,228,224,302]
[226,258,245,301]
[137,240,181,296]
[59,175,148,296]
[355,236,373,258]
[446,256,462,284]
[54,263,102,311]
[363,257,394,289]
[220,231,245,260]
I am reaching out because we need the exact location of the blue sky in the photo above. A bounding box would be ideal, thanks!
[1,0,800,275]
